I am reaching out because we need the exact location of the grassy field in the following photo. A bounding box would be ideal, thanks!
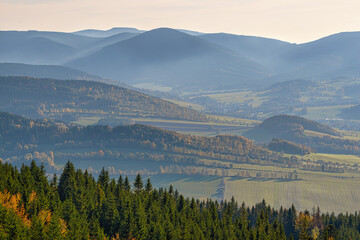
[150,175,223,201]
[71,113,256,136]
[204,91,265,108]
[305,153,360,165]
[161,98,206,111]
[302,105,353,120]
[68,108,360,213]
[35,129,360,213]
[72,116,102,125]
[150,156,360,214]
[338,129,360,141]
[224,173,360,214]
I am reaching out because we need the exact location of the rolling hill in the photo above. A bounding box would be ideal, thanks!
[0,30,97,64]
[200,31,360,83]
[198,33,293,70]
[244,115,340,142]
[2,111,359,214]
[0,111,294,173]
[272,31,360,81]
[73,27,144,37]
[244,115,360,155]
[340,105,360,120]
[67,28,271,90]
[0,35,75,64]
[0,63,102,81]
[0,76,207,122]
[2,28,360,94]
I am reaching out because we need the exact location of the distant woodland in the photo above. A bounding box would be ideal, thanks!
[246,115,360,155]
[0,76,207,122]
[0,112,352,178]
[268,138,313,155]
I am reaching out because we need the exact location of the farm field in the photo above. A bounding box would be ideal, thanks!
[203,91,265,107]
[305,153,360,165]
[161,98,206,111]
[150,175,223,201]
[302,105,353,120]
[224,172,360,214]
[157,156,360,214]
[72,115,256,136]
[133,118,249,136]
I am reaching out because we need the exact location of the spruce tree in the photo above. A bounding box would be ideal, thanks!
[124,176,131,192]
[97,167,110,190]
[145,178,153,192]
[134,174,143,192]
[58,161,76,202]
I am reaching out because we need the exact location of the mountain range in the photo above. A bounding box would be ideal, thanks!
[2,28,360,92]
[68,28,271,90]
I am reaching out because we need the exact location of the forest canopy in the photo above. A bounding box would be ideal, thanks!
[0,160,356,240]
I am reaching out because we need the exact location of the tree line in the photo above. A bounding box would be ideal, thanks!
[0,160,359,239]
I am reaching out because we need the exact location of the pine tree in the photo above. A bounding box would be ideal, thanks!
[97,167,110,191]
[169,185,174,195]
[124,176,131,192]
[145,178,153,192]
[134,174,143,192]
[322,224,338,240]
[115,175,124,198]
[133,197,148,239]
[99,192,119,236]
[58,161,76,202]
[44,213,68,240]
[235,202,250,239]
[88,217,106,240]
[30,215,46,240]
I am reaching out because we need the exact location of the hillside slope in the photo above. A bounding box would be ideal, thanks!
[0,30,99,64]
[68,28,271,90]
[0,76,206,122]
[0,111,294,171]
[73,27,144,37]
[244,115,360,154]
[198,33,292,70]
[2,112,357,214]
[245,115,339,141]
[0,63,102,81]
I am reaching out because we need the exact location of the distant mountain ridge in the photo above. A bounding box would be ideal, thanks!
[198,33,292,69]
[73,27,144,37]
[0,63,102,81]
[68,28,271,90]
[2,28,360,91]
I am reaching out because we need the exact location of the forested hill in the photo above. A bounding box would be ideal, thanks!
[0,63,102,81]
[244,115,360,155]
[0,111,271,159]
[0,76,206,122]
[0,111,300,173]
[1,160,354,240]
[246,115,340,140]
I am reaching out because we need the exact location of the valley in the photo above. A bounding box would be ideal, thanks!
[2,111,360,213]
[2,26,360,218]
[4,0,360,238]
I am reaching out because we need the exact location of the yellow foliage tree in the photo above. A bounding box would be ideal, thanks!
[296,212,313,240]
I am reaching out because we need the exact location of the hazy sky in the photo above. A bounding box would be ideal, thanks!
[1,0,359,43]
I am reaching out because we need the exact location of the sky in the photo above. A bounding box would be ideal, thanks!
[1,0,360,43]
